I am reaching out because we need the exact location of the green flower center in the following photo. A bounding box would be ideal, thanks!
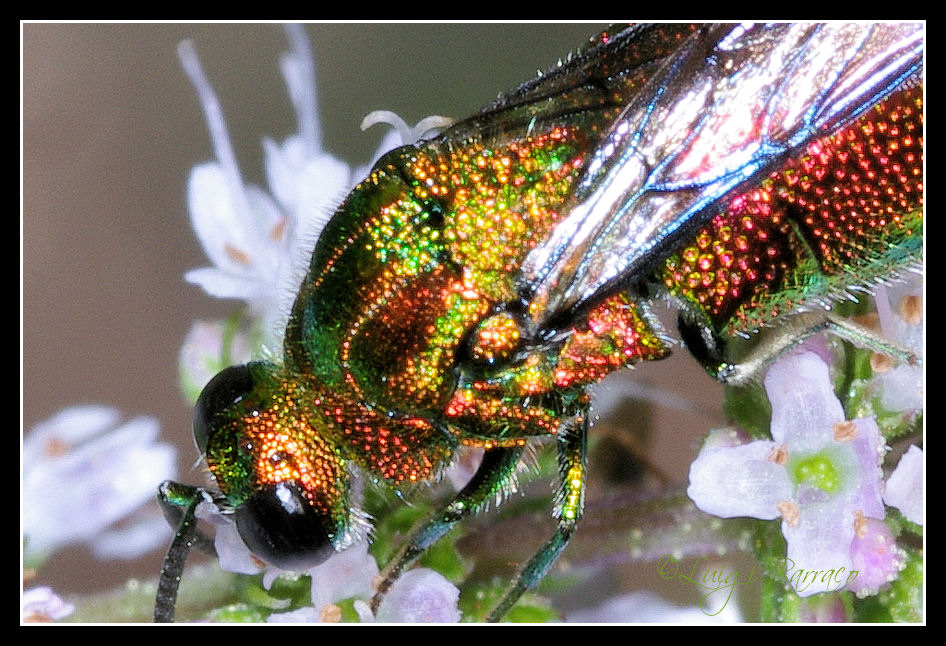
[793,454,841,493]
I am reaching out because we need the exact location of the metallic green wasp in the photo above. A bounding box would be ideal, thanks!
[156,23,923,622]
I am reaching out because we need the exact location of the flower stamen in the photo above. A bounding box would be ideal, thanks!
[869,352,894,373]
[768,443,789,465]
[898,294,922,325]
[224,244,254,266]
[777,500,800,527]
[833,420,858,442]
[853,510,868,538]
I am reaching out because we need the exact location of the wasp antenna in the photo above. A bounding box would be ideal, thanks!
[154,481,207,623]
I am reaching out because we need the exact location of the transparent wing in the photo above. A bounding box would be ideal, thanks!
[520,22,924,331]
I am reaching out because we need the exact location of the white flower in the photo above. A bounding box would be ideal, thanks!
[22,586,75,622]
[23,406,176,561]
[360,110,453,151]
[193,501,266,576]
[180,25,451,354]
[305,540,379,613]
[179,35,311,352]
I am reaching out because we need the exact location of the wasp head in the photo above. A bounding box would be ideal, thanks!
[193,361,355,571]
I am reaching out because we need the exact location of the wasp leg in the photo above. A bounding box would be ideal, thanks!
[682,309,921,388]
[485,415,588,622]
[154,481,217,623]
[370,446,525,614]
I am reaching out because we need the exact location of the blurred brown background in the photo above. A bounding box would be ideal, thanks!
[23,22,724,608]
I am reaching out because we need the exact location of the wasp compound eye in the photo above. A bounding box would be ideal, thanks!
[234,481,337,571]
[193,364,256,454]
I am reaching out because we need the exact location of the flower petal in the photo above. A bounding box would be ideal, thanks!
[306,541,379,612]
[187,163,256,273]
[873,277,923,413]
[24,405,120,452]
[184,267,262,301]
[187,164,284,282]
[884,445,923,525]
[764,351,845,451]
[846,417,886,520]
[687,440,792,519]
[193,503,264,576]
[92,511,175,560]
[781,501,855,597]
[22,586,75,622]
[373,568,461,623]
[847,518,906,596]
[23,409,176,558]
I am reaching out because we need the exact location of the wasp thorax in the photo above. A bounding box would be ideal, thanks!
[194,361,350,570]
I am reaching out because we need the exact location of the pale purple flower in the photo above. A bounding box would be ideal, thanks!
[687,350,888,597]
[263,541,381,623]
[262,561,461,623]
[872,275,923,413]
[23,406,176,561]
[193,501,266,576]
[883,445,923,525]
[796,594,850,622]
[567,590,743,623]
[847,516,906,597]
[373,568,462,623]
[305,540,379,612]
[22,586,75,622]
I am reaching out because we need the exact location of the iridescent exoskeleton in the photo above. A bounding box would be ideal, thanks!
[155,23,923,622]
